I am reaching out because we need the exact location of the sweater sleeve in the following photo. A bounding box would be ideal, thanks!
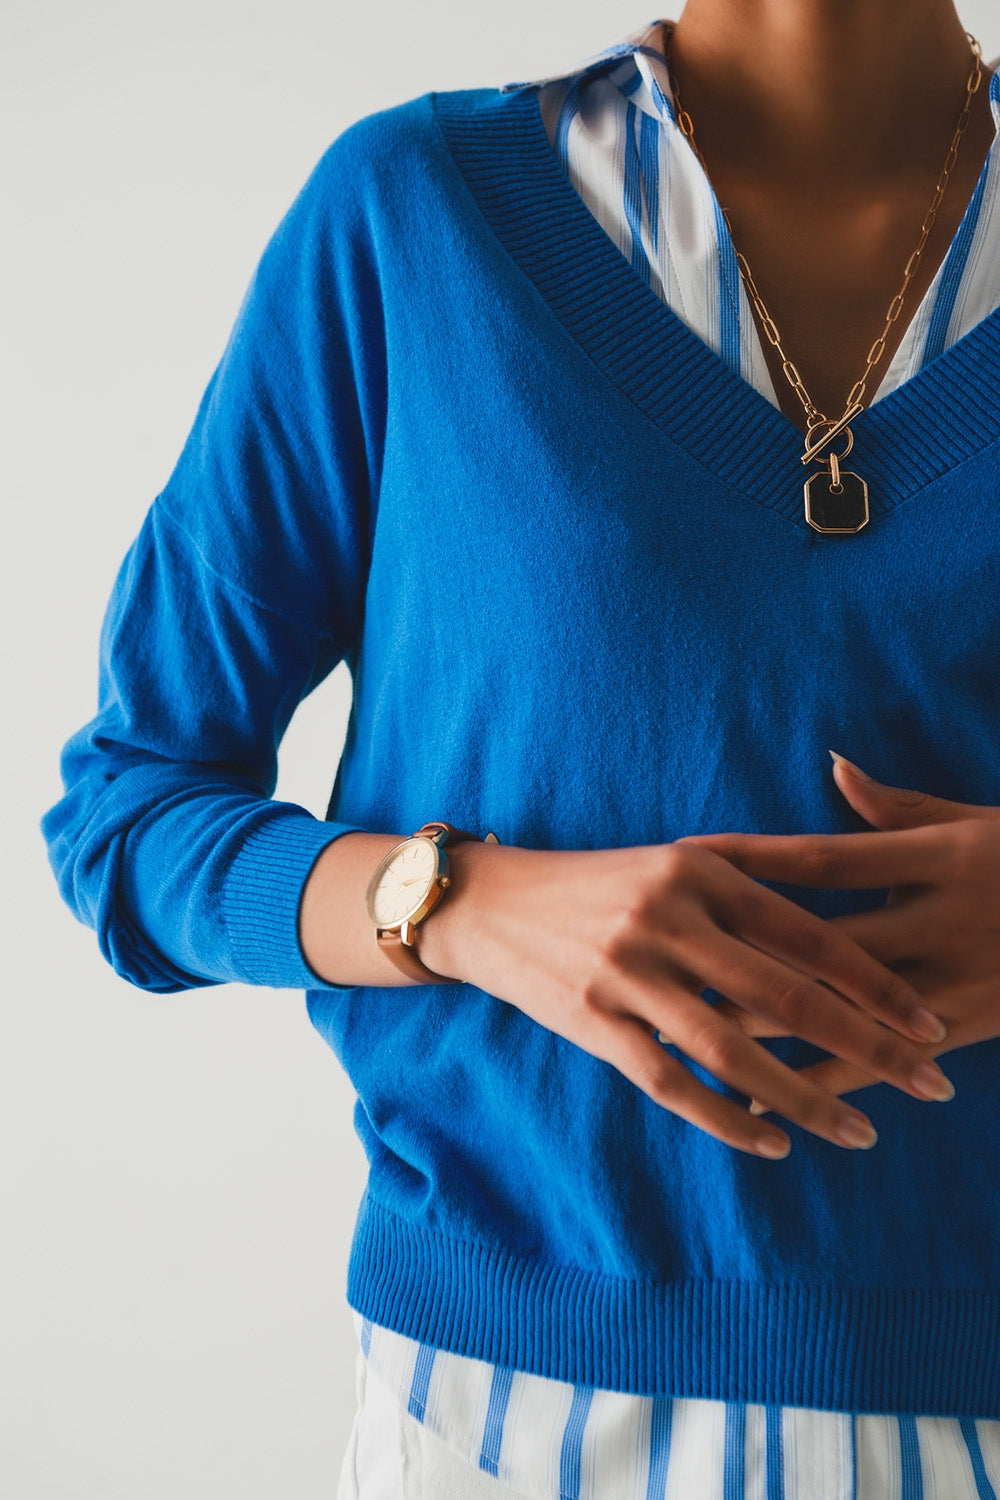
[41,127,388,994]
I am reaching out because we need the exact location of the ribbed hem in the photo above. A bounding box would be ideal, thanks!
[347,1194,1000,1418]
[223,810,364,991]
[432,88,1000,525]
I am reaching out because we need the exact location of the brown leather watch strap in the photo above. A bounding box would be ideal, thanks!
[413,821,482,844]
[379,925,460,984]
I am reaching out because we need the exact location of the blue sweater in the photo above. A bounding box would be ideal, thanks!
[43,85,1000,1417]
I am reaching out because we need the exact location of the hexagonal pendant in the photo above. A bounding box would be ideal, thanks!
[804,470,870,534]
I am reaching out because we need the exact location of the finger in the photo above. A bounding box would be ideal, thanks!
[682,825,944,890]
[708,998,789,1039]
[829,904,929,966]
[604,1016,793,1158]
[829,755,1000,830]
[633,986,883,1151]
[751,1057,879,1113]
[704,860,946,1044]
[688,927,954,1105]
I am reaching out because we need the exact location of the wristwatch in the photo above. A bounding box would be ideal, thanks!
[365,820,500,983]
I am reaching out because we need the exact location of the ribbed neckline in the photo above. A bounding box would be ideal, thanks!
[433,86,1000,527]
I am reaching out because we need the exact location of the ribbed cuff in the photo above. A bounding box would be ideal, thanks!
[223,810,364,991]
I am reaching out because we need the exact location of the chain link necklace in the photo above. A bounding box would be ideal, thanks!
[663,26,983,534]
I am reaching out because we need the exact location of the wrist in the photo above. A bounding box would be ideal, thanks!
[416,836,507,982]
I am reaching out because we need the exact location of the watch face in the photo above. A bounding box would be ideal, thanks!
[368,837,441,927]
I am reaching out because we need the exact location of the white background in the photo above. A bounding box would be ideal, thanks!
[5,2,1000,1495]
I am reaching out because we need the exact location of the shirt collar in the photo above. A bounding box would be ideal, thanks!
[503,17,1000,135]
[501,17,677,114]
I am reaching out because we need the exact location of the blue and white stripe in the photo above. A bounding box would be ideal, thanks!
[352,20,1000,1498]
[529,18,1000,413]
[356,1314,1000,1499]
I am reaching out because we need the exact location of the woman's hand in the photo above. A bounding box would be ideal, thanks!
[418,830,953,1161]
[687,754,1000,1110]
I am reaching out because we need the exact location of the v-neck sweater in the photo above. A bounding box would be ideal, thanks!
[42,84,1000,1417]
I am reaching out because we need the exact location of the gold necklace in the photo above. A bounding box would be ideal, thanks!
[663,26,984,534]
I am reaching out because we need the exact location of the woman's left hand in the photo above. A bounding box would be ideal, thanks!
[681,755,1000,1109]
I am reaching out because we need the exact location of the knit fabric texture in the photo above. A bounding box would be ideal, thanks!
[42,84,1000,1416]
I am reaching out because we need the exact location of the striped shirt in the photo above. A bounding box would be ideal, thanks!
[355,19,1000,1499]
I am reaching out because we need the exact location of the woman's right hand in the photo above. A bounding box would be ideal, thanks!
[417,839,953,1159]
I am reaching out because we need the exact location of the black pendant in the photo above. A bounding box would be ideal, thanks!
[804,470,870,534]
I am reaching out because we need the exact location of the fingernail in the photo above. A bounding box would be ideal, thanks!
[912,1062,955,1101]
[756,1134,790,1159]
[748,1099,767,1116]
[829,750,872,780]
[836,1114,878,1149]
[911,1008,948,1044]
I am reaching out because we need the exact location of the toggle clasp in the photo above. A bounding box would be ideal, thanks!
[800,403,864,467]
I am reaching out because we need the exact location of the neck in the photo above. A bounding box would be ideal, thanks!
[666,0,980,188]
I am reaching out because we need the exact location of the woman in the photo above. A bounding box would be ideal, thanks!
[43,0,1000,1494]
